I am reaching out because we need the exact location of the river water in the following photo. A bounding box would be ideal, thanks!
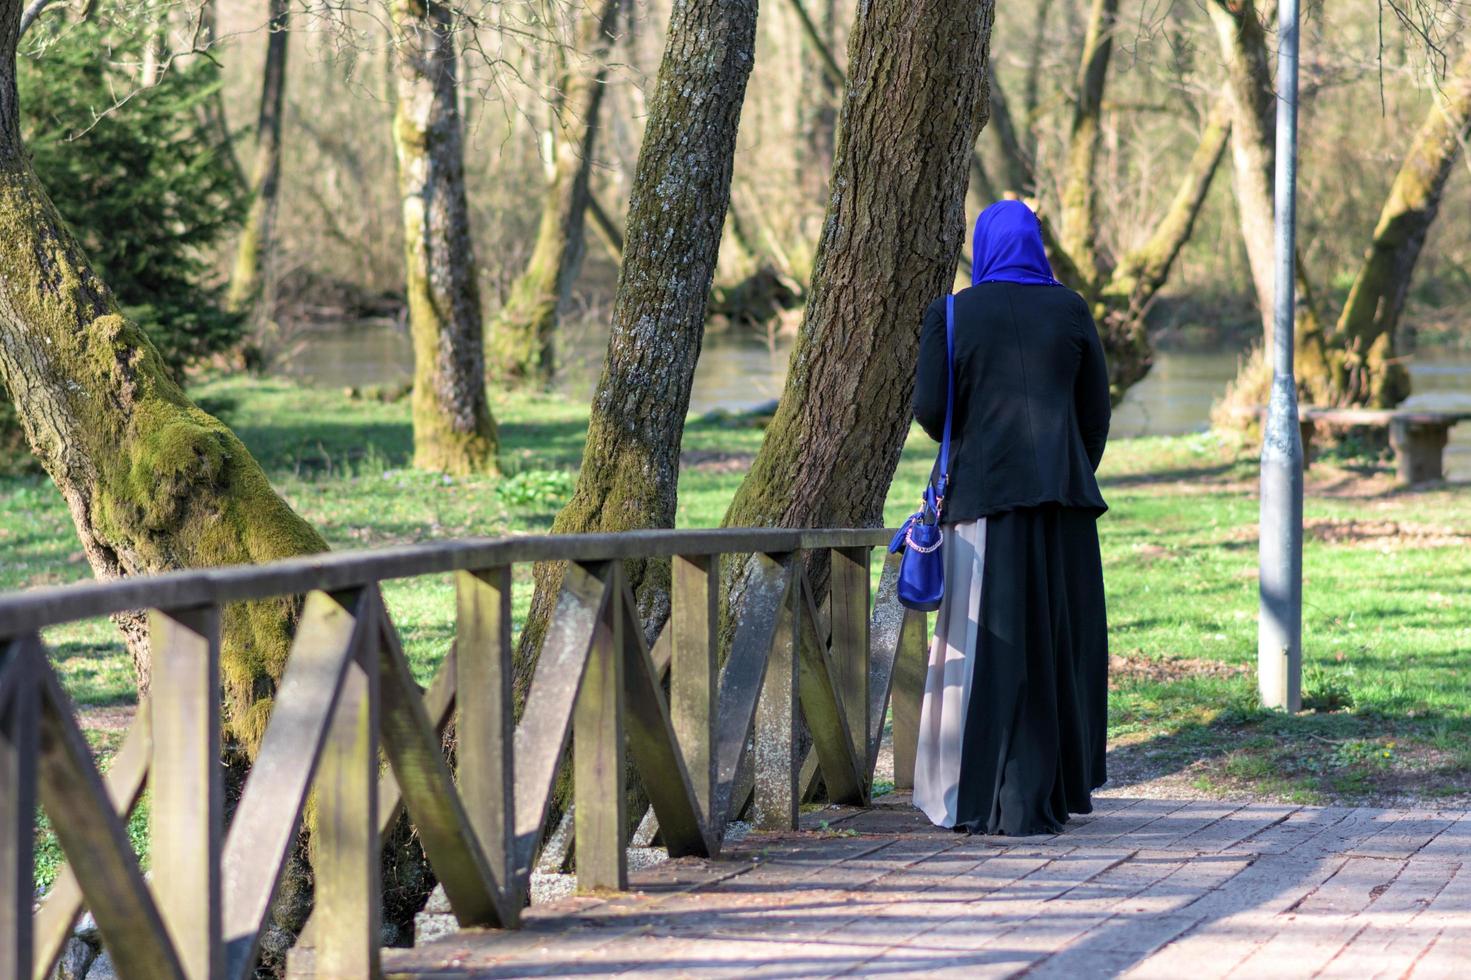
[280,320,1471,478]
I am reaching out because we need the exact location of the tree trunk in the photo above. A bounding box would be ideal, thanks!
[1208,0,1283,338]
[513,0,759,693]
[0,3,326,747]
[1057,0,1118,287]
[226,0,289,315]
[1092,95,1232,398]
[391,0,499,475]
[489,0,621,385]
[1209,0,1342,413]
[720,0,994,599]
[788,0,841,201]
[986,63,1035,196]
[1329,46,1471,407]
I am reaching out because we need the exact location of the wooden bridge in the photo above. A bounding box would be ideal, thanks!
[1,529,928,979]
[3,529,1468,979]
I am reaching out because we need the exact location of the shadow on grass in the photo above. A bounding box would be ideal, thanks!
[1106,702,1471,805]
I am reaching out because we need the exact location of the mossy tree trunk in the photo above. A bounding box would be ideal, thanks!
[1091,95,1232,399]
[226,0,289,315]
[1057,0,1118,286]
[1208,0,1347,413]
[0,3,326,744]
[720,0,995,600]
[513,0,759,697]
[1328,45,1471,407]
[391,0,498,475]
[489,0,621,385]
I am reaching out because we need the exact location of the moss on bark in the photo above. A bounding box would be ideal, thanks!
[490,0,620,386]
[1057,0,1118,286]
[391,0,499,475]
[0,156,325,752]
[1212,10,1470,418]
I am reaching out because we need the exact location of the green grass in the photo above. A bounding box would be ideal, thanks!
[5,375,1471,867]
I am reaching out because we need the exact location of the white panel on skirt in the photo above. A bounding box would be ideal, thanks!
[912,519,986,829]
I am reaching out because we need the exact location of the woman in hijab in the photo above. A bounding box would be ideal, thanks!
[910,199,1111,837]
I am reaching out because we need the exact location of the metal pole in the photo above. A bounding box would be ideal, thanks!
[1259,0,1303,711]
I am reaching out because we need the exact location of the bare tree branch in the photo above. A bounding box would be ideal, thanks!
[19,0,63,37]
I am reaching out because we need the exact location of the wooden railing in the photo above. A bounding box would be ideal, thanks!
[0,529,930,980]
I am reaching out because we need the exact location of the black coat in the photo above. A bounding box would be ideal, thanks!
[913,281,1110,523]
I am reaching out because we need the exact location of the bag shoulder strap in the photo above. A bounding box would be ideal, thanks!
[937,294,955,500]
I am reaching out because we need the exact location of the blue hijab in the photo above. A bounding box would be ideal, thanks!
[970,200,1060,286]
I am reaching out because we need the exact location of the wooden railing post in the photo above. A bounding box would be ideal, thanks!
[455,567,515,891]
[754,553,800,831]
[149,606,223,979]
[829,547,871,779]
[311,589,382,979]
[574,566,626,891]
[890,611,928,791]
[2,637,38,980]
[670,554,717,822]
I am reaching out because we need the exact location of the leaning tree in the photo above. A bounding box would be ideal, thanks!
[982,0,1235,402]
[490,0,621,385]
[719,0,994,606]
[1210,0,1471,414]
[512,0,759,696]
[0,1,325,745]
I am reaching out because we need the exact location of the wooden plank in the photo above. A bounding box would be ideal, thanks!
[712,555,792,829]
[31,700,152,980]
[573,566,626,892]
[753,560,800,831]
[864,551,905,777]
[617,580,710,858]
[2,637,37,980]
[794,571,864,805]
[888,610,927,790]
[513,561,612,880]
[828,547,870,769]
[221,589,370,980]
[0,529,893,635]
[148,606,223,980]
[32,646,184,979]
[293,648,458,950]
[670,554,717,823]
[377,612,512,927]
[312,601,382,980]
[455,567,515,894]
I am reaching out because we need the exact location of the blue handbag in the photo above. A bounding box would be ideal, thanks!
[889,294,955,612]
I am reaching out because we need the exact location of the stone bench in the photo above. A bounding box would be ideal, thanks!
[1233,405,1470,485]
[1284,408,1469,485]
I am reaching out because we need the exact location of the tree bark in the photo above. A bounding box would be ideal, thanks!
[513,0,759,693]
[1058,0,1119,286]
[986,64,1036,196]
[720,0,994,599]
[1329,45,1471,407]
[1208,0,1342,412]
[391,0,499,474]
[1092,95,1233,400]
[1208,0,1285,338]
[0,3,326,747]
[490,0,621,385]
[226,0,289,315]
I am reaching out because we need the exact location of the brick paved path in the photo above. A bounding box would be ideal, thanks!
[374,794,1470,978]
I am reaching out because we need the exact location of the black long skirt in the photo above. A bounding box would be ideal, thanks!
[913,504,1108,837]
